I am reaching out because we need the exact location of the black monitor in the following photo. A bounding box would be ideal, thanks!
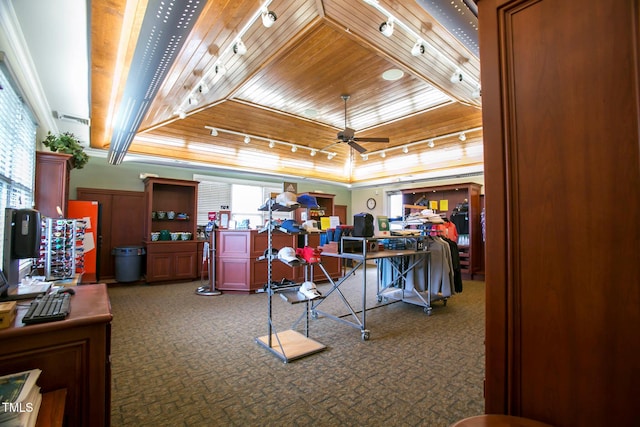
[0,269,8,298]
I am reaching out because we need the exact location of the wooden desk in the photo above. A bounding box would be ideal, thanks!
[0,284,112,427]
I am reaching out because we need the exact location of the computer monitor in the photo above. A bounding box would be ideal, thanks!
[2,207,42,286]
[0,269,8,298]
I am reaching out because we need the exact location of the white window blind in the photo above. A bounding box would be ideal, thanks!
[0,58,37,265]
[194,174,286,228]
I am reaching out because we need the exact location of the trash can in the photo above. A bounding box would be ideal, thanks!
[112,246,146,283]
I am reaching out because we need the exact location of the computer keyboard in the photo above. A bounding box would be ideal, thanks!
[22,293,71,325]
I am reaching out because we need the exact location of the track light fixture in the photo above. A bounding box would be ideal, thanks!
[411,39,426,56]
[427,139,435,148]
[472,85,481,99]
[379,18,394,37]
[176,1,280,118]
[177,110,186,119]
[261,8,277,28]
[402,146,409,154]
[361,153,369,161]
[380,151,386,158]
[459,132,466,142]
[203,125,337,159]
[233,40,247,55]
[214,63,226,76]
[198,83,209,94]
[450,68,464,83]
[188,95,199,105]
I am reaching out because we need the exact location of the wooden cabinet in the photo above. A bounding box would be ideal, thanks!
[295,192,334,227]
[215,229,341,292]
[143,177,198,283]
[402,182,483,279]
[35,151,73,218]
[478,0,639,425]
[76,188,145,280]
[0,284,112,427]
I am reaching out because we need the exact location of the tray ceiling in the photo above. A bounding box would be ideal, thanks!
[91,0,483,185]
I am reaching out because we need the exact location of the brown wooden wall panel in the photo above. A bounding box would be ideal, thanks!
[479,0,640,426]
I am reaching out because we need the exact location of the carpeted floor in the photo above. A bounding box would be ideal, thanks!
[107,268,485,426]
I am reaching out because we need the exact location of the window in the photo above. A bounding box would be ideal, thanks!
[0,57,37,267]
[195,174,287,228]
[387,192,404,230]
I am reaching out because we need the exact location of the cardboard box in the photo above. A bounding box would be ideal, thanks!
[0,301,17,329]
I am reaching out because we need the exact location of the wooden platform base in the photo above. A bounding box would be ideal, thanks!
[256,329,325,363]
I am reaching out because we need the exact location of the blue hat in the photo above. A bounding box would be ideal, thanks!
[297,194,319,208]
[280,219,304,234]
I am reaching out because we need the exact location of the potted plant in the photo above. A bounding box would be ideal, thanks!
[41,131,89,169]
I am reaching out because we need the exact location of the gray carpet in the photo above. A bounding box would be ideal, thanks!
[108,268,485,426]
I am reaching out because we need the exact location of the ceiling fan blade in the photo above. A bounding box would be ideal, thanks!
[353,137,390,143]
[348,140,367,154]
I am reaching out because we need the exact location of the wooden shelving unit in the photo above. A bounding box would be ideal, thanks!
[401,182,483,279]
[143,177,199,283]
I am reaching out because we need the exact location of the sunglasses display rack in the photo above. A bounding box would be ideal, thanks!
[38,218,86,280]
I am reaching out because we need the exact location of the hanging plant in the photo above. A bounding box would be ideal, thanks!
[41,131,89,169]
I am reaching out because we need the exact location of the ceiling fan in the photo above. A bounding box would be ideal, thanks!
[332,95,390,154]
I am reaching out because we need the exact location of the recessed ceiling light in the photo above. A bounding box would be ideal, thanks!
[382,69,404,81]
[303,109,318,118]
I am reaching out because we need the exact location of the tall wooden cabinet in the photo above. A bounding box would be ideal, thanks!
[35,151,72,218]
[143,177,199,283]
[402,183,483,279]
[478,1,639,425]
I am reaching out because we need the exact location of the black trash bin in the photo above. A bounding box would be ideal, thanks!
[112,246,146,282]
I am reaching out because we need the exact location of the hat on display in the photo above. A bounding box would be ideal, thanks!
[275,191,299,207]
[427,215,445,224]
[278,246,302,265]
[297,194,319,208]
[301,220,321,232]
[299,281,322,299]
[296,246,322,263]
[263,247,279,259]
[280,219,304,234]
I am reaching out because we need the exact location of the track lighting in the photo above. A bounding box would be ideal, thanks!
[203,125,337,159]
[450,68,464,83]
[198,83,209,94]
[361,153,369,161]
[402,146,409,154]
[214,63,226,76]
[379,18,394,37]
[188,95,199,105]
[233,40,247,55]
[261,8,277,28]
[411,39,425,56]
[472,85,481,99]
[380,151,386,158]
[459,132,466,141]
[177,110,186,119]
[427,139,435,148]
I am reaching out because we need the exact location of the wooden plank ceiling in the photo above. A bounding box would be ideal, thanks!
[91,0,483,185]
